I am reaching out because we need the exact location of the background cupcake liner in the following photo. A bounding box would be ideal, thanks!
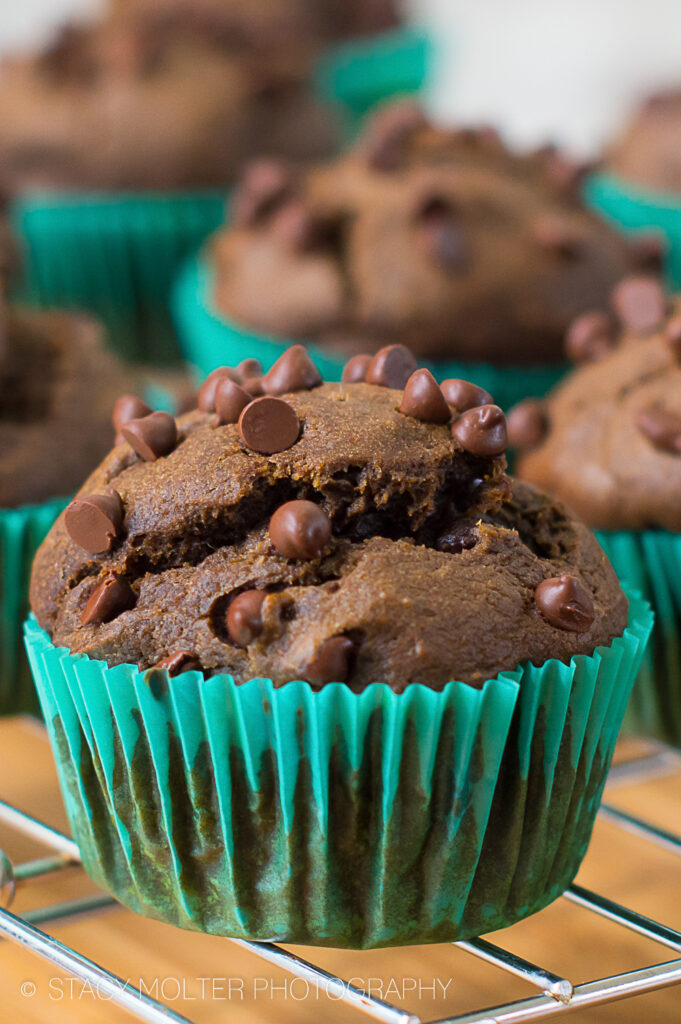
[316,27,432,133]
[0,497,68,716]
[173,255,568,409]
[25,592,651,948]
[597,531,681,745]
[11,191,228,367]
[584,173,681,288]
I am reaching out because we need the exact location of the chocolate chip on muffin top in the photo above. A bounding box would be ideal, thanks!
[31,345,627,690]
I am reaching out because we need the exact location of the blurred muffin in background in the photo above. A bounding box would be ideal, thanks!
[606,90,681,196]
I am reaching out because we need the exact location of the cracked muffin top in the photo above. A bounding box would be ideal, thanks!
[30,344,628,690]
[513,275,681,531]
[0,307,143,508]
[606,90,681,195]
[210,102,638,367]
[0,5,336,192]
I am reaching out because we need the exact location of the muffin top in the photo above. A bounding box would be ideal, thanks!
[0,7,336,192]
[0,306,142,508]
[31,344,627,690]
[607,90,681,195]
[210,103,637,367]
[513,275,681,531]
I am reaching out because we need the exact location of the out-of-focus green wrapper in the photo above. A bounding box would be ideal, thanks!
[11,191,227,367]
[584,173,681,288]
[25,593,651,948]
[173,255,568,410]
[0,497,68,715]
[597,531,681,745]
[316,28,432,131]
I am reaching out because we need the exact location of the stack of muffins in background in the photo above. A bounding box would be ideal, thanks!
[5,0,681,956]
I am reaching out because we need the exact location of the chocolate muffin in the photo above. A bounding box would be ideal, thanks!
[512,275,681,530]
[209,104,637,368]
[607,90,681,196]
[0,6,336,192]
[31,345,627,689]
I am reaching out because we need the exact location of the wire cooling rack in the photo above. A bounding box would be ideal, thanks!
[1,740,681,1024]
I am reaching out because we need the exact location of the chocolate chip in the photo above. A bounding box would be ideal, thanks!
[566,311,615,363]
[213,378,251,426]
[122,411,177,461]
[451,404,508,456]
[533,216,581,258]
[304,636,355,687]
[226,590,266,646]
[629,233,666,273]
[365,345,417,389]
[65,491,123,554]
[154,650,200,676]
[242,376,265,397]
[612,276,667,334]
[269,500,331,560]
[361,100,426,172]
[81,574,135,626]
[341,354,372,383]
[400,369,450,423]
[232,159,292,227]
[113,394,152,435]
[535,575,595,632]
[262,344,322,395]
[198,366,240,412]
[237,358,263,380]
[507,400,548,450]
[665,317,681,360]
[414,195,471,271]
[543,152,587,196]
[272,200,320,252]
[440,378,493,412]
[238,396,300,454]
[635,405,681,454]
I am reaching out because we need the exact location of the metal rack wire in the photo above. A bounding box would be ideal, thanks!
[1,743,681,1024]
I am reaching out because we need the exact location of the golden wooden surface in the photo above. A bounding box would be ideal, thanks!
[0,717,680,1024]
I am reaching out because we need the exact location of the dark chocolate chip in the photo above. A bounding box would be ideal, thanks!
[154,650,200,676]
[122,411,177,461]
[262,344,322,395]
[272,200,320,252]
[341,354,372,383]
[213,378,251,426]
[507,400,548,450]
[64,491,123,554]
[226,590,266,646]
[440,378,493,412]
[535,575,595,632]
[361,100,426,172]
[565,311,615,363]
[365,344,417,389]
[451,404,508,456]
[232,159,292,227]
[533,216,581,257]
[238,396,300,454]
[242,376,265,397]
[304,636,355,687]
[400,369,450,423]
[665,317,681,360]
[113,394,152,434]
[414,194,471,271]
[198,366,240,412]
[612,276,667,334]
[629,233,666,272]
[81,574,135,626]
[635,405,681,454]
[237,358,263,380]
[269,500,331,560]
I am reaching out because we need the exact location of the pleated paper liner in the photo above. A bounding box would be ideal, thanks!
[25,592,651,948]
[584,173,681,288]
[172,254,568,410]
[0,497,68,715]
[10,191,228,367]
[597,531,681,745]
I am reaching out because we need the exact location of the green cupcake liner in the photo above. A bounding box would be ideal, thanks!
[25,592,651,947]
[316,27,432,131]
[172,254,568,409]
[0,497,68,716]
[597,531,681,745]
[10,191,228,367]
[584,173,681,289]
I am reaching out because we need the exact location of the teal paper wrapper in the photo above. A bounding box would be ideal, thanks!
[11,191,228,366]
[597,531,681,745]
[584,173,681,289]
[0,497,68,715]
[25,593,651,948]
[173,255,568,410]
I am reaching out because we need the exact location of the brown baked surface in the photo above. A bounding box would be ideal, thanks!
[607,91,681,195]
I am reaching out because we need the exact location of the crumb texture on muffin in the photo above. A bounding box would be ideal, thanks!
[31,353,627,689]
